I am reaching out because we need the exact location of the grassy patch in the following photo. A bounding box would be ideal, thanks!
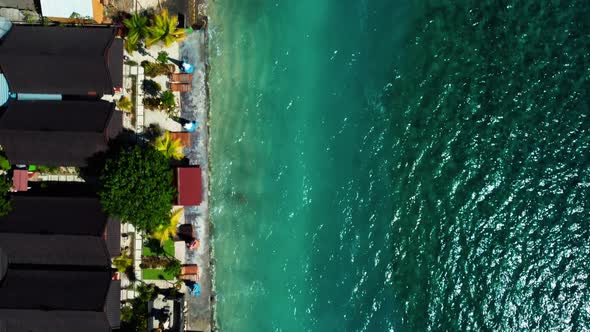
[142,269,175,280]
[142,239,175,257]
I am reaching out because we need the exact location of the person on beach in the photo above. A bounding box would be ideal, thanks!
[180,57,195,74]
[183,121,199,133]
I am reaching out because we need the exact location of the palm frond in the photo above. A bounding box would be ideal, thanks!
[151,208,183,244]
[146,9,186,48]
[152,131,184,160]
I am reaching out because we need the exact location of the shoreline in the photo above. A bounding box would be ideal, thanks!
[201,6,218,331]
[203,16,219,332]
[177,1,217,330]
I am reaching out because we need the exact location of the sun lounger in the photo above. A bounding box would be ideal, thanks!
[169,73,193,83]
[169,82,191,92]
[180,265,199,282]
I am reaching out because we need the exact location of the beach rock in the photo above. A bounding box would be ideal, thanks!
[0,8,24,22]
[21,10,40,22]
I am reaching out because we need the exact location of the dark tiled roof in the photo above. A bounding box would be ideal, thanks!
[105,108,123,140]
[0,100,122,166]
[0,233,110,267]
[0,269,111,310]
[0,195,108,236]
[104,280,120,329]
[0,248,6,281]
[0,26,118,95]
[0,100,114,132]
[108,38,124,89]
[0,309,111,332]
[105,218,121,258]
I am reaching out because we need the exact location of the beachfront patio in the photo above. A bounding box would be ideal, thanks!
[115,3,212,330]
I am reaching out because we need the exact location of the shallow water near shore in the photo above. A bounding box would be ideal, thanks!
[209,0,590,330]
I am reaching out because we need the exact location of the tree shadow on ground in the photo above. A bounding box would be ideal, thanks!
[80,129,139,181]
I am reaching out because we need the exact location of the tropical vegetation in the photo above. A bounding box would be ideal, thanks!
[98,146,176,233]
[142,90,176,114]
[159,90,176,111]
[123,13,149,53]
[163,259,181,277]
[142,97,161,111]
[146,10,187,47]
[151,207,183,244]
[116,96,133,113]
[153,132,184,160]
[157,51,169,64]
[143,238,174,257]
[113,251,134,273]
[0,155,10,171]
[141,61,172,77]
[121,283,156,331]
[122,10,186,53]
[0,175,11,217]
[141,79,162,96]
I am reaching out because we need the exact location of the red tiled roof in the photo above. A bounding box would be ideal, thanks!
[176,166,202,206]
[12,170,28,192]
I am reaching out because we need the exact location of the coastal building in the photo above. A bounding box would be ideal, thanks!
[11,169,27,192]
[0,195,120,257]
[175,166,203,206]
[39,0,107,24]
[0,100,123,166]
[0,21,125,332]
[0,25,123,96]
[0,194,120,331]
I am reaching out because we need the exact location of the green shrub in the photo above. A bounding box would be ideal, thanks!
[142,97,161,110]
[157,51,169,64]
[141,61,171,77]
[0,176,11,217]
[164,259,181,277]
[0,156,10,170]
[141,80,161,96]
[160,90,176,110]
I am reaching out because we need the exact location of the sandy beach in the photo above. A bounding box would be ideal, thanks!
[179,27,214,332]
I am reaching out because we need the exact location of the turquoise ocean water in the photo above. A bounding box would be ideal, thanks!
[209,1,590,330]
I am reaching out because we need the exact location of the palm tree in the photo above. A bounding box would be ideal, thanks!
[145,9,186,48]
[113,251,134,273]
[151,208,183,244]
[159,90,176,111]
[152,131,184,160]
[116,96,133,112]
[123,13,149,53]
